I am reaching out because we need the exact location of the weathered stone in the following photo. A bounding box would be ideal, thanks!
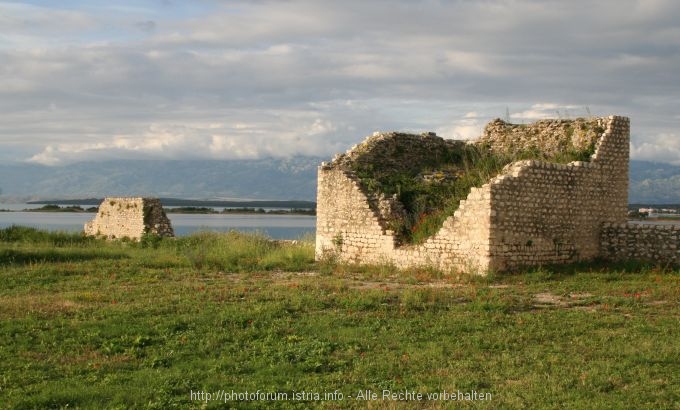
[316,116,641,274]
[84,197,174,240]
[478,117,604,158]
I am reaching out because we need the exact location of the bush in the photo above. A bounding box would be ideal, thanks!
[351,142,596,245]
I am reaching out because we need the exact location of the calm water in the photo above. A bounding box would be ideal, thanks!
[0,210,316,240]
[627,219,680,226]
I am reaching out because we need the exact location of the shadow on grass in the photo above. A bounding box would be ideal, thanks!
[504,258,679,282]
[0,248,128,266]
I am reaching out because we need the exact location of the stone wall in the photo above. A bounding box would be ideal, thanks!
[601,223,680,266]
[487,116,629,270]
[332,131,463,174]
[479,117,604,157]
[316,115,631,273]
[315,168,492,271]
[84,197,174,240]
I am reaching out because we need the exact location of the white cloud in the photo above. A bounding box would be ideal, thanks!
[26,115,343,165]
[511,104,590,121]
[2,0,680,166]
[436,112,485,141]
[631,133,680,165]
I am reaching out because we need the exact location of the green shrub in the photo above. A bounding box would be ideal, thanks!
[350,141,596,245]
[139,232,163,248]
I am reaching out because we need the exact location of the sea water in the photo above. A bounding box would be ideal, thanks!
[0,208,315,240]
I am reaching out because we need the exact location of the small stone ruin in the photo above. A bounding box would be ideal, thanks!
[84,197,174,240]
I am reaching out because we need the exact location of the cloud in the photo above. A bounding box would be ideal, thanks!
[631,133,680,165]
[0,2,96,36]
[27,115,344,165]
[511,104,590,121]
[134,20,157,33]
[1,0,680,165]
[436,111,486,141]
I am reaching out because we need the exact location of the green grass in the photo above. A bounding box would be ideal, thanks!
[1,228,679,408]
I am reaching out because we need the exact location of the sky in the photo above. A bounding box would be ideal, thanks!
[1,0,679,166]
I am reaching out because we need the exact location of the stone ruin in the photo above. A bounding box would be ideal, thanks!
[316,115,655,273]
[84,197,174,240]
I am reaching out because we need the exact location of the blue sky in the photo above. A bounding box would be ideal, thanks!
[1,0,679,165]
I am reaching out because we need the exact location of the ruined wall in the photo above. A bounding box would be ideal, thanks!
[316,168,492,271]
[317,116,630,273]
[601,223,680,266]
[479,117,604,157]
[330,131,464,231]
[84,197,174,240]
[487,116,629,270]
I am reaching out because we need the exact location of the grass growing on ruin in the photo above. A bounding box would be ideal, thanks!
[350,136,597,245]
[2,228,679,408]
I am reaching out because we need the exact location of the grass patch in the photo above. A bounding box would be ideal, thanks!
[172,230,315,272]
[0,225,97,246]
[1,228,679,408]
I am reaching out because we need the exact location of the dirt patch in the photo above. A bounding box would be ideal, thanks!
[532,292,596,309]
[189,272,671,312]
[0,295,86,318]
[346,280,466,291]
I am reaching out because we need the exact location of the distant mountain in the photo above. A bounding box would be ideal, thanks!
[1,158,678,204]
[28,197,316,209]
[0,157,323,201]
[629,160,680,204]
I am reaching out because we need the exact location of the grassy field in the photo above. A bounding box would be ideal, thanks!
[1,227,679,409]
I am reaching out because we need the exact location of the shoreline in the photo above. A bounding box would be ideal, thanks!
[1,205,316,216]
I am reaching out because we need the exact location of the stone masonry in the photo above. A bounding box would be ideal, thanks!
[601,223,680,266]
[84,197,174,240]
[316,116,637,273]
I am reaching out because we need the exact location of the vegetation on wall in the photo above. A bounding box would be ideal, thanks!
[342,120,601,245]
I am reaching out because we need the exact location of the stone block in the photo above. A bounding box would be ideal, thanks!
[84,197,174,240]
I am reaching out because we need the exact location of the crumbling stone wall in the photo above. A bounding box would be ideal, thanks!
[330,132,465,233]
[316,116,631,273]
[84,197,174,240]
[479,117,604,157]
[316,167,493,270]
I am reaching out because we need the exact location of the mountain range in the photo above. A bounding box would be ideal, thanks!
[0,157,322,201]
[1,158,679,204]
[629,160,680,204]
